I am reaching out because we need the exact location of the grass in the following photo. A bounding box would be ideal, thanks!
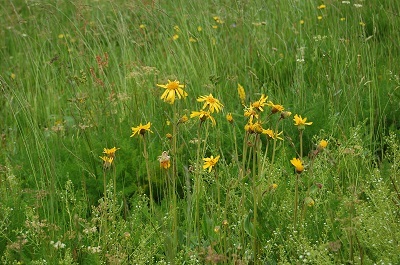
[1,0,400,264]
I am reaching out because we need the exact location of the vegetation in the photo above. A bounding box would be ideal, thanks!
[1,0,399,264]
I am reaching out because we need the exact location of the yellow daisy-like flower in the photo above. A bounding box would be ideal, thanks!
[158,151,171,170]
[197,94,224,113]
[157,80,188,104]
[130,122,153,137]
[203,155,220,172]
[226,113,234,124]
[103,147,119,158]
[237,83,246,105]
[318,139,328,150]
[317,4,326,9]
[293,114,313,130]
[263,129,283,140]
[178,114,189,124]
[251,94,268,112]
[100,156,114,169]
[244,105,259,123]
[190,110,216,126]
[267,101,284,114]
[245,120,264,134]
[290,158,304,174]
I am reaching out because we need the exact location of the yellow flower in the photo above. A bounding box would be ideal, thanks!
[190,110,216,126]
[293,114,313,130]
[130,122,153,137]
[178,114,189,124]
[267,101,284,114]
[300,20,305,25]
[197,94,224,113]
[318,139,328,149]
[139,24,146,29]
[290,158,304,173]
[263,129,283,140]
[103,147,119,158]
[213,16,224,24]
[197,26,202,32]
[10,73,16,79]
[245,120,264,134]
[157,80,188,104]
[158,151,171,169]
[318,16,323,20]
[100,156,114,169]
[251,94,268,112]
[166,133,173,139]
[237,83,246,105]
[203,155,220,172]
[172,34,179,40]
[244,105,259,123]
[226,113,234,124]
[317,4,326,9]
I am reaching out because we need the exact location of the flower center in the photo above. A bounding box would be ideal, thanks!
[167,81,179,90]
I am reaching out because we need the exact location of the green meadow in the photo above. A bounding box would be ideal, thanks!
[1,0,400,264]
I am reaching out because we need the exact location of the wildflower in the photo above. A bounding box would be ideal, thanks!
[11,73,16,79]
[222,220,229,226]
[317,4,326,9]
[58,34,64,39]
[197,26,202,32]
[267,101,284,114]
[263,129,283,140]
[214,226,221,233]
[226,113,234,124]
[300,20,305,25]
[166,133,173,140]
[139,24,146,29]
[270,183,278,190]
[50,240,66,249]
[103,147,119,158]
[197,94,224,113]
[245,120,264,134]
[100,156,114,169]
[178,114,189,124]
[305,197,315,207]
[189,37,197,42]
[251,94,268,112]
[237,83,246,105]
[203,155,220,172]
[243,105,259,123]
[130,122,153,137]
[158,151,171,169]
[212,25,218,29]
[157,80,188,104]
[293,114,313,130]
[173,25,180,32]
[190,110,216,126]
[213,16,224,24]
[290,158,304,174]
[318,16,323,20]
[280,111,292,119]
[318,139,328,150]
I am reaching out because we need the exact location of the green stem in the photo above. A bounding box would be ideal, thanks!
[142,135,154,216]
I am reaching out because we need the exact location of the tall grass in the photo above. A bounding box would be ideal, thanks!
[1,0,400,264]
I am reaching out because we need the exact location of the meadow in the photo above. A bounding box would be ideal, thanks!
[1,0,400,264]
